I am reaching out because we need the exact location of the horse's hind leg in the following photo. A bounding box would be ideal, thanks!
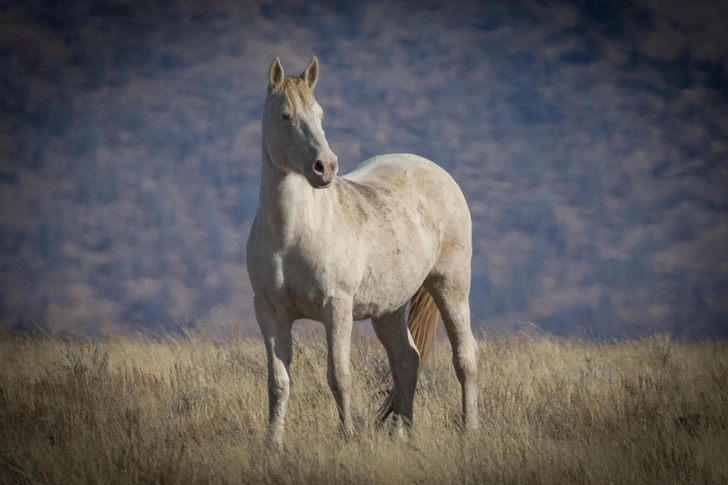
[372,304,420,437]
[424,271,479,430]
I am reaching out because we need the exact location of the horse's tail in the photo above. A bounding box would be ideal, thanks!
[376,285,441,423]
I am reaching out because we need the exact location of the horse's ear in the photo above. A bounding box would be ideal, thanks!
[269,57,284,91]
[300,56,319,91]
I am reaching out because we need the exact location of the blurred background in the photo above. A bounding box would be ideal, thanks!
[1,0,726,338]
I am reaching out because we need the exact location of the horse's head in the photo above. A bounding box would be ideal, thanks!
[263,57,338,189]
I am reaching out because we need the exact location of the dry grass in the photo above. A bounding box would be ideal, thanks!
[1,327,727,484]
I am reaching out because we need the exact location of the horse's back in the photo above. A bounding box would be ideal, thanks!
[342,153,471,235]
[344,153,452,186]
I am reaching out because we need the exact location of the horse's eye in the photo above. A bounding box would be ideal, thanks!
[281,112,292,121]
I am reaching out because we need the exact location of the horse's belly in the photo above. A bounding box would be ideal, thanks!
[351,284,414,320]
[350,255,433,320]
[277,249,432,322]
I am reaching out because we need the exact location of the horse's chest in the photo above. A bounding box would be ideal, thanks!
[263,248,340,320]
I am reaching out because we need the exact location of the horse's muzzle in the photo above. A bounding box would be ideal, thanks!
[306,155,338,189]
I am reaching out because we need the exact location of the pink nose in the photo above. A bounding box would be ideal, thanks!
[311,155,338,187]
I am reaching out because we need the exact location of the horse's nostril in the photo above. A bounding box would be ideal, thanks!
[313,160,324,174]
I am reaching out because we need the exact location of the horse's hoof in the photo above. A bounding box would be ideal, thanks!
[339,423,356,440]
[464,418,480,432]
[393,427,408,442]
[266,430,285,450]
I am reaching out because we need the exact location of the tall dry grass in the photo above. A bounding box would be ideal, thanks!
[1,327,726,484]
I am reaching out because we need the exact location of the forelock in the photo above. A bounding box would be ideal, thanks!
[270,76,315,118]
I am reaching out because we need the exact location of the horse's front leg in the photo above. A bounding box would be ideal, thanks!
[254,296,293,445]
[323,298,355,436]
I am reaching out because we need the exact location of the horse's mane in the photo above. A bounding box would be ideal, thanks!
[270,76,315,118]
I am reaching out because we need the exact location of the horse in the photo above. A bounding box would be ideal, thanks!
[246,57,479,443]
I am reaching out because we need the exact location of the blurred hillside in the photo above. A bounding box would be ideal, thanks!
[0,0,727,337]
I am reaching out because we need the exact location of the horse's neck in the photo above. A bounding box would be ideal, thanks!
[258,156,332,246]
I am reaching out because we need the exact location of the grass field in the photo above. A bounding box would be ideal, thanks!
[1,326,727,484]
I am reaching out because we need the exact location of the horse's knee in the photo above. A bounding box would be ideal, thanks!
[268,373,290,402]
[452,340,478,384]
[326,366,351,395]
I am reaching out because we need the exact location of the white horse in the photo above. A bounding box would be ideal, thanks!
[246,57,479,442]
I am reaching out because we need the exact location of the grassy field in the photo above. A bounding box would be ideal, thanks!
[1,327,727,484]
